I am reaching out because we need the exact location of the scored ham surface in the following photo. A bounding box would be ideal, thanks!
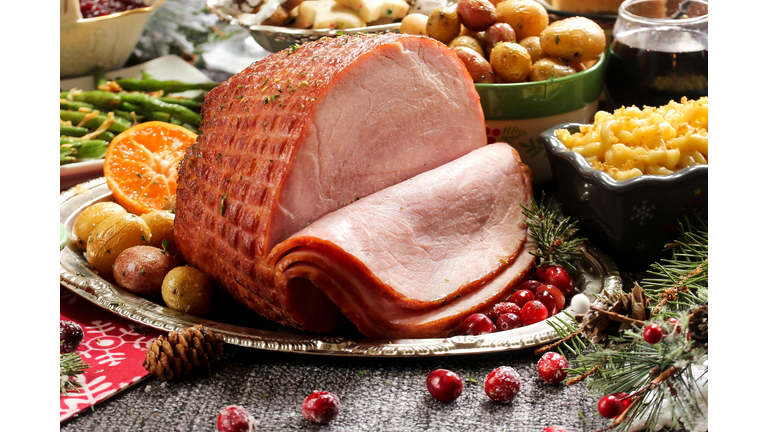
[175,33,535,339]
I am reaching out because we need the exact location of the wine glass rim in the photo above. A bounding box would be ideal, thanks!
[619,0,709,25]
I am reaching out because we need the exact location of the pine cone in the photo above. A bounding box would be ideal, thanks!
[688,305,708,346]
[577,283,650,343]
[143,325,225,381]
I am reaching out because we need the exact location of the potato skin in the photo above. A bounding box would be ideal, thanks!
[72,202,127,251]
[400,13,429,35]
[495,0,548,40]
[140,210,177,255]
[449,35,485,57]
[113,246,180,296]
[540,16,606,62]
[518,36,546,63]
[483,22,516,57]
[427,6,462,44]
[490,41,532,83]
[457,0,497,32]
[87,213,151,280]
[453,46,496,83]
[529,57,577,81]
[161,266,213,316]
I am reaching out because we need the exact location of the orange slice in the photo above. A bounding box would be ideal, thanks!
[103,121,197,215]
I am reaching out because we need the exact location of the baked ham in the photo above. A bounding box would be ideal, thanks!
[174,33,535,339]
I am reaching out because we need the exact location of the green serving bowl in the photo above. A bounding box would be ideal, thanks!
[475,53,606,184]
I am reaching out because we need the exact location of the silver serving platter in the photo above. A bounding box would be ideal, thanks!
[60,177,622,357]
[206,0,409,52]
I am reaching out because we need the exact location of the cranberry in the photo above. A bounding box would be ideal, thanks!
[484,366,521,403]
[426,369,463,403]
[643,324,664,344]
[520,279,542,292]
[216,405,257,432]
[509,289,535,308]
[302,391,340,424]
[543,266,574,297]
[666,317,683,334]
[520,300,548,326]
[597,394,623,418]
[60,320,84,353]
[533,291,558,317]
[496,313,523,331]
[534,265,551,282]
[79,0,147,18]
[536,284,565,311]
[461,313,495,335]
[537,352,568,384]
[543,427,568,432]
[611,391,632,414]
[489,302,521,321]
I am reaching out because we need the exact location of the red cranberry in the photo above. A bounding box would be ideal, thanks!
[509,289,535,308]
[643,324,664,344]
[489,302,521,321]
[611,391,632,414]
[543,427,568,432]
[461,313,495,335]
[537,352,568,384]
[216,405,257,432]
[520,300,548,326]
[484,366,521,403]
[496,313,523,331]
[543,266,574,297]
[534,265,551,282]
[520,279,542,292]
[665,317,683,334]
[597,394,623,418]
[60,320,84,353]
[533,291,558,317]
[302,391,340,424]
[426,369,463,403]
[536,284,565,311]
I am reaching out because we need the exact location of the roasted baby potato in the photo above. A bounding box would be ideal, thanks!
[518,36,546,64]
[72,202,127,251]
[457,0,497,32]
[529,57,577,81]
[113,245,180,296]
[449,35,485,57]
[86,213,151,279]
[161,266,213,316]
[453,46,496,83]
[483,22,516,57]
[489,41,531,83]
[399,13,429,35]
[427,6,462,44]
[140,210,177,254]
[539,16,606,62]
[495,0,548,40]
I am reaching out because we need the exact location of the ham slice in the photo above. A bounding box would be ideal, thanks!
[174,34,535,339]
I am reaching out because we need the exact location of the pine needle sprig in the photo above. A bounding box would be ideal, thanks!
[535,311,592,357]
[520,193,585,273]
[60,352,89,396]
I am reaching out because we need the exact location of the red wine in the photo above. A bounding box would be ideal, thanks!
[604,27,708,109]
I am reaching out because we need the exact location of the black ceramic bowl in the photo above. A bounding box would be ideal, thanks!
[540,123,708,270]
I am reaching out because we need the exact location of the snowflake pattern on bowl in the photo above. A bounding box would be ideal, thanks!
[60,286,160,422]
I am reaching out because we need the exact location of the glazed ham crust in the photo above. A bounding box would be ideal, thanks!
[175,34,531,338]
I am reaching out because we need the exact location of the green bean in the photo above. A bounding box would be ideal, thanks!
[140,70,154,80]
[159,97,202,112]
[60,140,109,164]
[119,93,201,125]
[93,66,107,88]
[59,125,116,141]
[68,90,122,108]
[115,78,218,93]
[60,110,131,133]
[60,100,97,111]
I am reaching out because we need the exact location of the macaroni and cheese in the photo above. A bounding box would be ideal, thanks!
[555,97,708,181]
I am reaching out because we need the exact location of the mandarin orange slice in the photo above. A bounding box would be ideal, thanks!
[103,121,197,215]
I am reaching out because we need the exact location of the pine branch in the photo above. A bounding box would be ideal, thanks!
[60,352,89,396]
[520,193,585,273]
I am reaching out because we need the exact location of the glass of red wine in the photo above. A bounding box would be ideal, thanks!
[604,0,708,110]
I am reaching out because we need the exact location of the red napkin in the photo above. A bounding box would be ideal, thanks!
[60,286,161,422]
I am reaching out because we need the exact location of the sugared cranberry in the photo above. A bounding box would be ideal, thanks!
[426,369,463,403]
[537,352,568,384]
[509,289,535,308]
[496,313,523,331]
[216,405,257,432]
[543,427,568,432]
[60,320,84,353]
[597,394,623,418]
[520,279,542,292]
[461,313,495,335]
[79,0,148,18]
[484,366,521,403]
[489,302,521,321]
[643,324,664,344]
[534,265,551,282]
[543,266,574,297]
[536,284,565,311]
[520,300,549,326]
[302,391,340,424]
[533,291,558,317]
[666,317,683,334]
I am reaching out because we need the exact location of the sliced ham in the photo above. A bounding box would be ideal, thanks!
[175,34,534,339]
